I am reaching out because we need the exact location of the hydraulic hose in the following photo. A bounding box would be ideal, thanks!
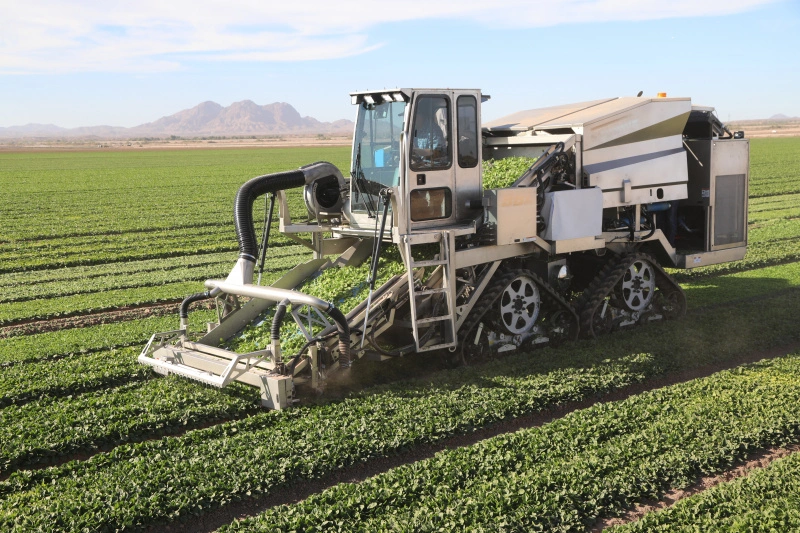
[178,291,212,331]
[179,291,212,320]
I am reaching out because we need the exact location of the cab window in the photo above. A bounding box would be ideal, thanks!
[410,96,451,171]
[457,96,478,168]
[410,187,452,221]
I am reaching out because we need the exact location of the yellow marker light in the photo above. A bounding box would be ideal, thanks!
[657,92,667,98]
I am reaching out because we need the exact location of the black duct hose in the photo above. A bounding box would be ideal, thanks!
[234,170,306,261]
[327,306,352,368]
[179,291,212,319]
[271,299,291,342]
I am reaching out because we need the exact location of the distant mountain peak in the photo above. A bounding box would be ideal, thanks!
[0,101,353,139]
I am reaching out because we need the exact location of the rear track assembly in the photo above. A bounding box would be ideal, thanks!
[578,252,686,338]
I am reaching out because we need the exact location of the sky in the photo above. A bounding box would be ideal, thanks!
[1,0,798,128]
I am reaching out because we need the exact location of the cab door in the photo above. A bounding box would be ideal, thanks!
[403,90,483,232]
[406,91,456,231]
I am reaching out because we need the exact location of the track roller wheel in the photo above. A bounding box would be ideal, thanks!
[459,267,578,361]
[498,272,541,335]
[654,289,686,320]
[618,257,656,312]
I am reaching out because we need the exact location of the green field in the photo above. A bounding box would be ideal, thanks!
[1,138,799,531]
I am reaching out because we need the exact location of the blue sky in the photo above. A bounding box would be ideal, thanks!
[1,0,798,128]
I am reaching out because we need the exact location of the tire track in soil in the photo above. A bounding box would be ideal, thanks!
[150,340,800,533]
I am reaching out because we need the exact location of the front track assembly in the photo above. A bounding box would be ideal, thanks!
[459,266,580,361]
[578,252,686,338]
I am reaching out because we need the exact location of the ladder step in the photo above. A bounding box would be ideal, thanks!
[416,315,454,325]
[410,259,447,268]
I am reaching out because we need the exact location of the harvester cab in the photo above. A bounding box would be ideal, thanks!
[140,88,749,410]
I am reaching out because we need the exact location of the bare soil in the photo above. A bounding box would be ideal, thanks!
[1,123,797,154]
[0,300,217,338]
[0,136,351,152]
[726,119,800,138]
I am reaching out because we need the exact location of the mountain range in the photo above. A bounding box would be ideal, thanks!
[0,101,354,139]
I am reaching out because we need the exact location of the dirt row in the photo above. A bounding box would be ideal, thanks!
[0,299,220,338]
[594,443,800,530]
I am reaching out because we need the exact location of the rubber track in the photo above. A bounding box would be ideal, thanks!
[578,252,686,338]
[458,266,579,358]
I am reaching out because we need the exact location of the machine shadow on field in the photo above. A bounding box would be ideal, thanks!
[298,280,799,406]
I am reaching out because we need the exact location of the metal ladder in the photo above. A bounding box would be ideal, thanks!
[402,230,457,352]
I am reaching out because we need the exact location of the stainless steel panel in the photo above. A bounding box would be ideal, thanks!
[710,140,749,250]
[581,99,690,150]
[483,187,538,245]
[482,98,616,132]
[677,246,747,268]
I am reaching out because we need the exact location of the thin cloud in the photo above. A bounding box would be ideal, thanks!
[0,0,777,74]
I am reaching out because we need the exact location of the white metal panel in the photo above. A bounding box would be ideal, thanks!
[541,188,603,241]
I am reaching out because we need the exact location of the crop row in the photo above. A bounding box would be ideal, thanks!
[748,138,800,198]
[0,257,318,325]
[0,209,306,273]
[0,347,148,407]
[0,238,236,274]
[0,352,663,531]
[0,281,202,325]
[682,261,800,308]
[0,228,236,273]
[1,287,798,530]
[1,147,349,242]
[671,233,800,281]
[0,250,235,288]
[2,194,308,242]
[610,449,800,532]
[0,309,217,366]
[224,352,800,532]
[748,191,800,217]
[0,377,258,475]
[1,196,308,248]
[1,262,230,305]
[0,246,305,304]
